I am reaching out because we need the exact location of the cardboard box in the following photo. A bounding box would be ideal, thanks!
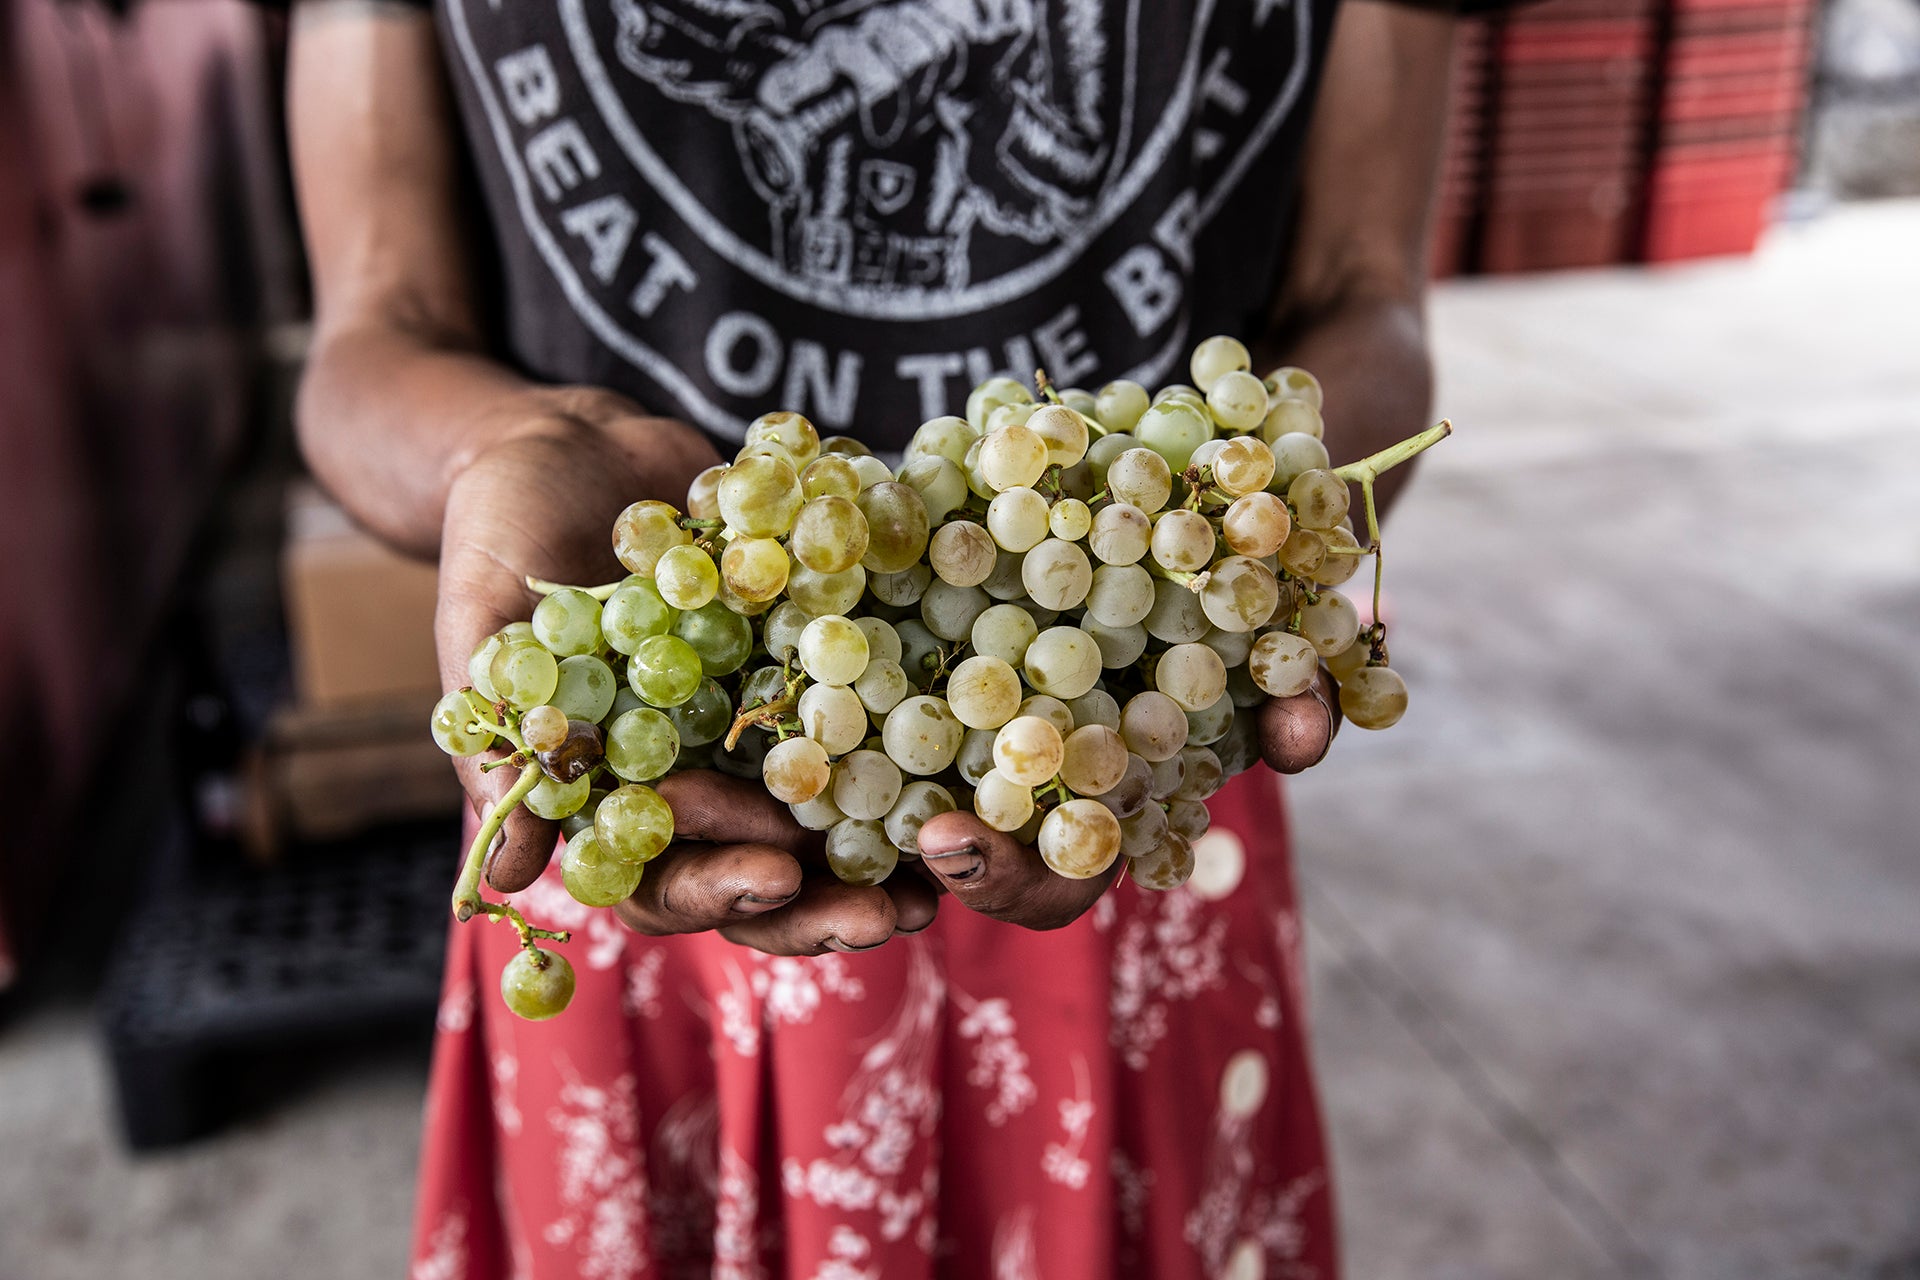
[282,484,441,710]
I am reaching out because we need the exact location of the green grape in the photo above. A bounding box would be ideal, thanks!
[1066,687,1122,732]
[668,677,732,748]
[1185,691,1235,746]
[1017,693,1075,739]
[1093,753,1154,820]
[1086,431,1138,483]
[1028,404,1090,468]
[520,703,570,753]
[1089,503,1151,566]
[744,410,821,470]
[992,715,1064,787]
[1298,589,1360,658]
[985,400,1037,434]
[431,691,496,756]
[718,454,804,537]
[822,435,873,456]
[955,726,998,785]
[980,549,1028,601]
[722,537,790,603]
[674,599,754,676]
[1327,636,1371,682]
[627,635,703,707]
[1206,369,1269,433]
[1120,691,1189,762]
[1085,563,1155,628]
[896,619,944,687]
[1267,432,1332,490]
[763,736,832,803]
[1190,334,1251,393]
[1339,665,1408,729]
[527,769,592,820]
[801,454,861,500]
[606,707,680,783]
[601,580,678,655]
[790,495,870,574]
[654,543,720,611]
[855,617,902,663]
[547,655,617,723]
[532,587,604,657]
[1248,629,1318,697]
[856,482,930,574]
[560,789,609,840]
[973,769,1033,833]
[594,783,675,863]
[854,658,911,717]
[883,781,955,856]
[1048,498,1093,541]
[500,947,575,1020]
[1106,448,1173,512]
[467,633,507,701]
[1150,509,1215,573]
[1288,468,1351,531]
[1278,528,1327,577]
[740,664,788,712]
[870,564,932,607]
[898,455,969,524]
[849,455,894,491]
[736,440,795,470]
[969,603,1038,667]
[928,521,997,587]
[786,561,867,616]
[831,749,903,820]
[1199,556,1281,633]
[1134,401,1211,472]
[686,463,727,519]
[1226,663,1267,709]
[1021,538,1093,611]
[1211,436,1276,496]
[966,376,1032,430]
[1260,397,1324,443]
[1129,824,1195,892]
[561,828,644,908]
[920,579,991,642]
[825,818,899,887]
[1038,799,1122,880]
[1167,799,1212,843]
[1143,579,1209,644]
[490,640,559,711]
[946,654,1022,729]
[1149,753,1187,801]
[799,615,869,686]
[1174,745,1225,802]
[612,500,691,575]
[761,600,811,662]
[790,789,848,832]
[1205,625,1256,668]
[977,422,1049,491]
[1313,526,1364,586]
[1095,380,1150,433]
[1120,800,1171,860]
[1264,365,1324,409]
[1222,492,1291,558]
[799,682,867,755]
[986,487,1049,552]
[1060,724,1128,797]
[906,414,979,467]
[1023,626,1102,699]
[882,695,964,775]
[1154,643,1228,712]
[1083,618,1149,668]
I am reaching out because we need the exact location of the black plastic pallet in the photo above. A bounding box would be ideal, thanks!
[98,822,456,1149]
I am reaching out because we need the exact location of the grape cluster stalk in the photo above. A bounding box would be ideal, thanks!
[431,334,1450,1018]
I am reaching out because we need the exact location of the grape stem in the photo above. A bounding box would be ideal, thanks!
[462,690,526,752]
[451,761,545,923]
[1331,420,1452,631]
[523,575,622,601]
[726,690,798,750]
[476,899,571,950]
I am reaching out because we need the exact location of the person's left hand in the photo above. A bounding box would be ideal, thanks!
[915,674,1340,926]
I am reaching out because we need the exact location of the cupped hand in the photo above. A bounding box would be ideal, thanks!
[915,673,1341,928]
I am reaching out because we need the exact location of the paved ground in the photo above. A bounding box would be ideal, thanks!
[1,201,1915,1279]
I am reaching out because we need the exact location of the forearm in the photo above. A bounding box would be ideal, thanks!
[295,325,647,558]
[1256,291,1433,521]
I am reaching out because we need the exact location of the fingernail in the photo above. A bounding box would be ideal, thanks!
[731,891,798,916]
[924,846,985,882]
[825,935,887,953]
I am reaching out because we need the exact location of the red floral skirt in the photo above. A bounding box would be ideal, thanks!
[409,770,1336,1279]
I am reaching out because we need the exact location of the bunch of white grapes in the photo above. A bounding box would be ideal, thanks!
[434,334,1439,1019]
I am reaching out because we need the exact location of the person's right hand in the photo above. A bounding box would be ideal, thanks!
[435,395,935,956]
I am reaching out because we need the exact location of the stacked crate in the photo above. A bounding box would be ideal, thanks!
[1640,0,1818,261]
[1479,0,1662,272]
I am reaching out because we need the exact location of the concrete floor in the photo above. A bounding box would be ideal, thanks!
[1,201,1916,1279]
